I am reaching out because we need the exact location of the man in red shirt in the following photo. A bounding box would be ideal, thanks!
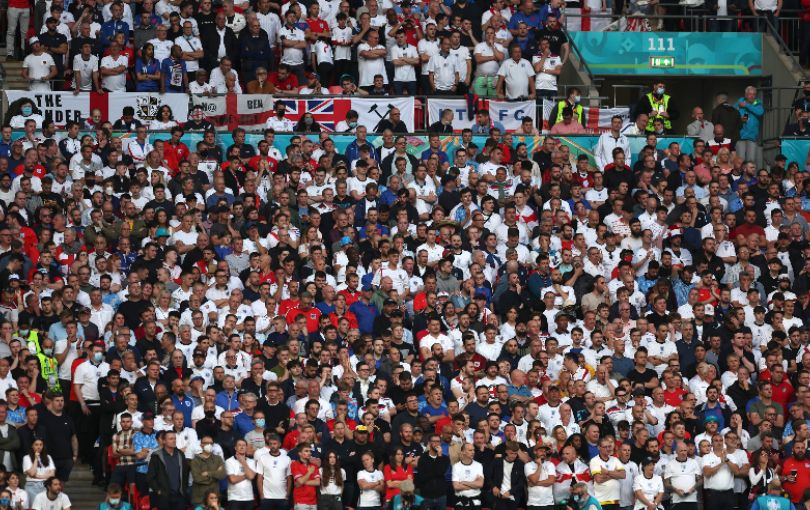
[782,441,810,503]
[162,126,189,176]
[291,444,320,506]
[269,64,300,95]
[247,140,279,173]
[285,291,322,334]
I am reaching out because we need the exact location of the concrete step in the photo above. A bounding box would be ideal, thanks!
[64,463,106,509]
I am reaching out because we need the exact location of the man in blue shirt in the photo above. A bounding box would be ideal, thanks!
[420,134,450,168]
[349,285,379,334]
[508,0,542,34]
[99,2,130,48]
[215,375,240,411]
[470,110,505,135]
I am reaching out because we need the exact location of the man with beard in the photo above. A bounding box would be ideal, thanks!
[783,440,810,503]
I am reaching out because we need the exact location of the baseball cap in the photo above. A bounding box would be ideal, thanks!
[29,37,40,45]
[141,411,156,421]
[190,376,205,384]
[355,425,369,432]
[156,228,170,238]
[703,304,714,316]
[361,284,373,292]
[703,415,719,424]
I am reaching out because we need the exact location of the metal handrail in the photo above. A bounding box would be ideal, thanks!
[762,16,807,77]
[561,26,599,94]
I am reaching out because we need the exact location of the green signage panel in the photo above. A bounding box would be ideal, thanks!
[570,32,762,76]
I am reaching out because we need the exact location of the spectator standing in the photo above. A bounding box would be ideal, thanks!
[99,41,129,92]
[496,45,535,101]
[358,30,388,92]
[735,86,764,165]
[147,430,190,510]
[22,38,58,92]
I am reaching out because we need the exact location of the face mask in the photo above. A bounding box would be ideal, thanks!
[19,329,28,336]
[21,107,32,116]
[0,498,10,506]
[255,418,266,428]
[277,110,285,117]
[105,186,113,195]
[304,118,313,125]
[43,348,54,356]
[656,87,665,95]
[572,495,581,503]
[93,352,103,363]
[108,499,120,506]
[349,121,358,128]
[204,410,215,418]
[573,96,581,103]
[202,444,213,453]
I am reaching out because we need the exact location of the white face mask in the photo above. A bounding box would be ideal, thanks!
[203,444,213,453]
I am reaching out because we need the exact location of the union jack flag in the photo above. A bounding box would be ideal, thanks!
[281,99,352,132]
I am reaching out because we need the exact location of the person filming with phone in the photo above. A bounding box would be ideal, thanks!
[782,440,810,503]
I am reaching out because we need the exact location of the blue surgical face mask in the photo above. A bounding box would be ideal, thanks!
[656,87,665,95]
[43,348,54,356]
[349,121,358,128]
[21,107,32,116]
[93,352,103,363]
[572,495,581,503]
[108,498,120,506]
[573,96,581,103]
[255,418,266,428]
[0,497,9,506]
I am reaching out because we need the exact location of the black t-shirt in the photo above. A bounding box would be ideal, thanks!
[626,367,658,393]
[535,27,568,56]
[38,408,76,459]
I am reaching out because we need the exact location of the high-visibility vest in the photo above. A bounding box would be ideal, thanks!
[555,100,584,124]
[20,330,40,354]
[37,352,61,393]
[645,93,672,131]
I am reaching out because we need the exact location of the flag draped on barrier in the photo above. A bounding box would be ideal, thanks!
[189,95,415,132]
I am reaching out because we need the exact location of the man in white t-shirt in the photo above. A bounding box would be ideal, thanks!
[256,434,292,504]
[279,10,307,81]
[72,41,101,93]
[452,443,485,503]
[473,27,505,97]
[701,433,735,508]
[449,30,471,93]
[99,40,128,92]
[496,44,535,99]
[589,437,625,510]
[31,478,71,510]
[417,23,440,93]
[390,30,419,95]
[525,444,557,509]
[532,37,561,100]
[427,36,459,94]
[664,441,701,509]
[357,29,387,89]
[23,37,57,91]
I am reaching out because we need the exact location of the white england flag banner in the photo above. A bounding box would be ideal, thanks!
[5,91,89,127]
[190,94,230,129]
[107,92,190,125]
[427,99,534,131]
[351,97,415,133]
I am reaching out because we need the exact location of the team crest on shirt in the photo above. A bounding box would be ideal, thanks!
[136,95,162,120]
